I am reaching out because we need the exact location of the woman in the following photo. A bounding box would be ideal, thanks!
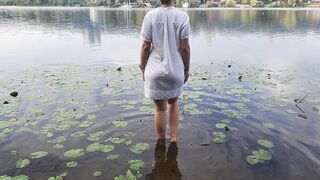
[139,0,191,142]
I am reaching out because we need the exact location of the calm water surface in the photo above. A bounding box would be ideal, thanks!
[0,7,320,180]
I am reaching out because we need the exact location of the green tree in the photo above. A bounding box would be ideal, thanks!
[241,0,250,4]
[250,0,258,7]
[225,0,236,7]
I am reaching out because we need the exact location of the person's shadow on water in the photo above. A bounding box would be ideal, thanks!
[146,140,182,180]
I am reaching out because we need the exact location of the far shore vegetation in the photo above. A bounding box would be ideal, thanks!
[0,0,320,8]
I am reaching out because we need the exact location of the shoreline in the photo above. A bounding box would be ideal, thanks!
[1,6,320,10]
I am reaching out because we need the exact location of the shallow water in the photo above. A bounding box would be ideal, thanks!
[0,7,320,180]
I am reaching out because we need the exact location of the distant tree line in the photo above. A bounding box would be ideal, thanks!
[204,0,308,7]
[0,0,156,7]
[0,0,312,7]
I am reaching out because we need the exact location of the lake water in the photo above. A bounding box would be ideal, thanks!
[0,7,320,180]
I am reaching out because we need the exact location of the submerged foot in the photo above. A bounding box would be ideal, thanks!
[170,137,177,142]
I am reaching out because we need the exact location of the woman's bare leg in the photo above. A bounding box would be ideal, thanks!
[153,100,167,140]
[168,97,179,142]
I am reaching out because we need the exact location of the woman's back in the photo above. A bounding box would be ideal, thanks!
[141,7,191,99]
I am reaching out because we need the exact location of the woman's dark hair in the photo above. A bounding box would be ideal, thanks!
[160,0,171,4]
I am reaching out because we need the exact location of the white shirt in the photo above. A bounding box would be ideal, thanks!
[140,6,191,100]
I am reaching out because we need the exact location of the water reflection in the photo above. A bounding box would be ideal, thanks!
[0,8,320,66]
[1,8,320,46]
[146,140,182,180]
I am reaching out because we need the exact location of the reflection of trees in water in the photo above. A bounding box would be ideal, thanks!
[1,8,320,44]
[146,140,182,180]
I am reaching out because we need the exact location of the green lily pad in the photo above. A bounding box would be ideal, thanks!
[106,155,119,160]
[64,149,85,158]
[220,119,231,124]
[53,109,82,122]
[86,143,114,153]
[99,144,114,153]
[48,172,67,180]
[86,143,103,152]
[257,139,274,148]
[114,170,136,180]
[47,136,66,144]
[86,114,96,120]
[71,131,86,137]
[212,137,225,144]
[110,137,126,144]
[47,132,53,138]
[286,109,297,114]
[30,151,48,159]
[215,123,227,129]
[112,120,128,128]
[16,159,30,168]
[246,155,261,165]
[246,148,272,165]
[53,144,64,149]
[262,123,275,129]
[128,160,145,171]
[129,143,150,154]
[212,132,226,138]
[87,131,104,142]
[124,132,136,138]
[312,105,320,114]
[66,161,78,168]
[30,109,45,116]
[93,171,102,177]
[125,140,132,145]
[13,175,29,180]
[79,121,94,128]
[0,175,11,180]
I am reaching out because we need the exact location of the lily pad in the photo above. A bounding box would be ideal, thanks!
[110,137,126,144]
[64,149,85,158]
[53,144,64,149]
[215,123,228,129]
[48,172,67,180]
[257,139,274,148]
[262,123,275,129]
[30,109,45,116]
[286,109,297,114]
[93,171,102,177]
[212,138,225,143]
[106,155,119,160]
[129,143,150,154]
[66,161,78,168]
[86,114,96,120]
[16,159,30,169]
[86,143,114,153]
[114,170,136,180]
[99,144,114,153]
[79,121,94,128]
[87,131,104,142]
[30,151,48,159]
[246,148,272,165]
[71,131,86,137]
[13,175,29,180]
[313,105,320,114]
[86,143,103,152]
[212,132,226,138]
[112,120,128,128]
[220,119,231,124]
[128,160,145,171]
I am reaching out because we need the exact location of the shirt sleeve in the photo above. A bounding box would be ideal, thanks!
[140,14,152,42]
[180,15,191,40]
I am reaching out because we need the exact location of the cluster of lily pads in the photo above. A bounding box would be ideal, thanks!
[0,62,319,178]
